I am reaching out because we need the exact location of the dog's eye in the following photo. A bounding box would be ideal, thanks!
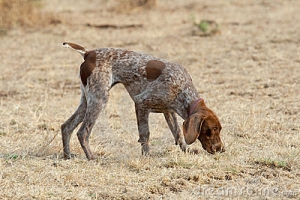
[206,129,212,137]
[212,127,218,132]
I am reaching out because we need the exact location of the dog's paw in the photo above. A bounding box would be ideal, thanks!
[141,144,150,156]
[63,153,78,160]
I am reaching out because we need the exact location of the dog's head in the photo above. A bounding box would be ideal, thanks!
[183,100,225,154]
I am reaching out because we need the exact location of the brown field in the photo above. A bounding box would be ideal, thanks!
[0,0,299,199]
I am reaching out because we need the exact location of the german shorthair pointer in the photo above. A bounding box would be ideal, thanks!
[61,42,225,160]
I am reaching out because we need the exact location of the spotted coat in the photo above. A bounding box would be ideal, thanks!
[61,42,224,160]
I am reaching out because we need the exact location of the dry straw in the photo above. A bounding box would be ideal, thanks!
[0,0,299,199]
[0,0,56,30]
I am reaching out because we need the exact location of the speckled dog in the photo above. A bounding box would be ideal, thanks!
[61,42,225,160]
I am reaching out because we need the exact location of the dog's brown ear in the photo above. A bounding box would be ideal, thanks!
[183,114,203,145]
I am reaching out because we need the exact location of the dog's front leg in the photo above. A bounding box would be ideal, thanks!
[135,105,150,155]
[164,112,188,152]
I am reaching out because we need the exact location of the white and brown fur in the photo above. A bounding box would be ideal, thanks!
[61,42,224,160]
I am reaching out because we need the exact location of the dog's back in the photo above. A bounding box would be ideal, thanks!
[62,42,224,160]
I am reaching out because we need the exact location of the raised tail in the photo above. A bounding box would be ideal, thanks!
[62,42,87,57]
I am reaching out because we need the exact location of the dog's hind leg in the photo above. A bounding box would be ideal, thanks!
[77,74,111,160]
[61,88,87,159]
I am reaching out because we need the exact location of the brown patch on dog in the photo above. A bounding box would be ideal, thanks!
[80,51,96,86]
[145,60,166,81]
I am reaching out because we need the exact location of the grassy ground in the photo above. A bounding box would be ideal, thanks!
[0,0,299,199]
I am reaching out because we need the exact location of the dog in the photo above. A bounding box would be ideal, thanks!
[61,42,225,160]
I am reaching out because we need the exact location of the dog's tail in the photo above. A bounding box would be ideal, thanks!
[63,42,87,57]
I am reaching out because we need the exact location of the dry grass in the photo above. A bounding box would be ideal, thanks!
[0,0,38,28]
[112,0,156,13]
[0,0,300,199]
[0,0,57,31]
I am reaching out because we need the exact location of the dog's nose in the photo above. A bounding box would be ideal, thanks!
[212,143,225,153]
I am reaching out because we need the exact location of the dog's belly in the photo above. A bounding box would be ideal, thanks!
[130,81,178,113]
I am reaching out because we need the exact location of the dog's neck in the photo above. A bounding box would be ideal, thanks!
[188,98,205,117]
